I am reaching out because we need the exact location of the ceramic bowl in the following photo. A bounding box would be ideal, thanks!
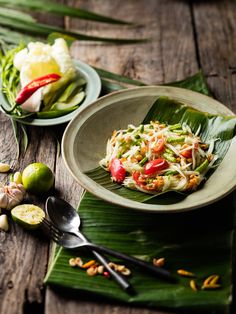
[0,59,101,126]
[62,86,236,212]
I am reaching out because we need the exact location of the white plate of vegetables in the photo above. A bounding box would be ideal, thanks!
[0,38,101,126]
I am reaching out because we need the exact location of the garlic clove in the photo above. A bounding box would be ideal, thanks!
[0,214,9,231]
[13,172,22,184]
[0,192,9,209]
[0,163,10,173]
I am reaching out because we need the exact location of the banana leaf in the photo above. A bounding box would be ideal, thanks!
[99,71,211,96]
[45,192,235,313]
[45,69,236,313]
[85,96,236,204]
[0,0,134,25]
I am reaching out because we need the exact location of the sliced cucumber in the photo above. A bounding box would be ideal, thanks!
[11,204,45,230]
[51,91,85,111]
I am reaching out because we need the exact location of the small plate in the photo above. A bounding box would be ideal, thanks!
[0,60,101,126]
[62,86,236,213]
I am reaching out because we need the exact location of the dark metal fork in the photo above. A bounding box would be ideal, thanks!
[41,218,135,294]
[41,218,176,283]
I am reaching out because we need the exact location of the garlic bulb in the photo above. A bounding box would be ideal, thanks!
[0,182,25,210]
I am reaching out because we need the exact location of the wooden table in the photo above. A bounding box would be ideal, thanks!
[0,1,236,313]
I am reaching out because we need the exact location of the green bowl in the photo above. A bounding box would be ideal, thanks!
[62,86,236,212]
[0,59,101,126]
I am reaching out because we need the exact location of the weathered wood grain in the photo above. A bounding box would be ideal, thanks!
[0,11,63,314]
[192,0,236,112]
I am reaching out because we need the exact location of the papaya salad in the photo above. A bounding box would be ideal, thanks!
[99,121,218,194]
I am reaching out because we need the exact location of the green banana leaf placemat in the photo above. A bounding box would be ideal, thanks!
[44,73,235,313]
[45,192,235,313]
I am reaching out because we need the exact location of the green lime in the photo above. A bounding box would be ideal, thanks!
[22,162,54,194]
[11,204,45,230]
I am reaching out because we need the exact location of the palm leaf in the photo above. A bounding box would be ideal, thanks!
[0,0,134,25]
[0,15,147,44]
[86,96,236,204]
[0,27,35,46]
[45,192,235,313]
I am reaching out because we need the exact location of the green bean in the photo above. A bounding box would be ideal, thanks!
[163,153,177,163]
[167,136,185,143]
[195,159,209,173]
[139,156,148,166]
[168,123,182,130]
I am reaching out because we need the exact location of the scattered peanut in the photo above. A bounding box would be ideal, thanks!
[87,266,98,276]
[69,258,77,267]
[108,262,117,270]
[75,257,83,267]
[120,267,131,276]
[203,274,219,286]
[117,265,125,272]
[190,279,198,291]
[82,260,96,269]
[153,257,165,267]
[0,163,10,173]
[177,269,195,277]
[97,265,104,274]
[202,274,221,290]
[0,214,9,232]
[202,284,221,290]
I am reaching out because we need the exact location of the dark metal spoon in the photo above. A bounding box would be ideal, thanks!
[46,196,176,283]
[45,196,134,293]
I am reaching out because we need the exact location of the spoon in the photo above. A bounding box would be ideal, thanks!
[46,196,134,294]
[46,196,176,283]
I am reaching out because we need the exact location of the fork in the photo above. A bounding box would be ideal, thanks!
[41,218,176,283]
[41,218,135,294]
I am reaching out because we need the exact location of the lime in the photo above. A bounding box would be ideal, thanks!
[11,204,45,230]
[22,162,54,195]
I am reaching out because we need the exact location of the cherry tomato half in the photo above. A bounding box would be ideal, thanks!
[180,143,199,159]
[109,158,126,183]
[132,171,157,191]
[152,138,165,153]
[143,158,169,175]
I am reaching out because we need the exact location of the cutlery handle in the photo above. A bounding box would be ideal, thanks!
[87,243,176,283]
[73,231,135,293]
[90,249,135,294]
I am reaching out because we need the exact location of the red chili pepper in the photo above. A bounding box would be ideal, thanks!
[16,73,61,105]
[109,158,126,183]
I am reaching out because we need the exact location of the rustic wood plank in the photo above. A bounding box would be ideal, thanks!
[192,1,236,311]
[45,1,198,313]
[192,0,236,112]
[0,11,64,314]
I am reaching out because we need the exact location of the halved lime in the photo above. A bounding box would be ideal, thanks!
[11,204,45,230]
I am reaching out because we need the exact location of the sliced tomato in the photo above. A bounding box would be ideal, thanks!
[180,143,199,159]
[132,172,156,191]
[152,138,165,153]
[143,158,169,175]
[109,158,126,183]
